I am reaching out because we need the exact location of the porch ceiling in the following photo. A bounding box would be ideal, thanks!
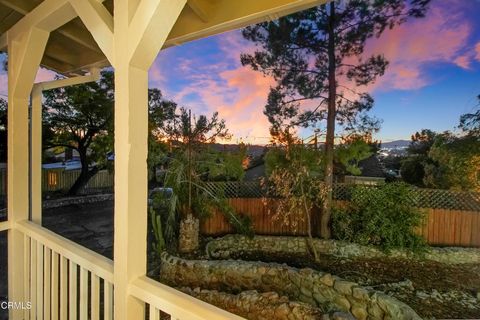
[0,0,324,75]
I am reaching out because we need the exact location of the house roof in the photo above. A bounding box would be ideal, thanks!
[0,0,323,75]
[358,155,386,178]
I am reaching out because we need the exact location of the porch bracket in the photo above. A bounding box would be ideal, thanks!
[112,0,186,318]
[69,0,115,64]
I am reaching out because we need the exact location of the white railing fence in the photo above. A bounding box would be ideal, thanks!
[16,220,114,320]
[130,276,244,320]
[7,220,243,320]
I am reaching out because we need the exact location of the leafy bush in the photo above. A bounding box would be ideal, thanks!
[332,182,427,252]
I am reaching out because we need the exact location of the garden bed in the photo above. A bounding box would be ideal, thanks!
[160,253,422,320]
[200,236,480,319]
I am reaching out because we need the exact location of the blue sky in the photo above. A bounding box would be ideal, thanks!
[150,0,480,143]
[1,0,480,144]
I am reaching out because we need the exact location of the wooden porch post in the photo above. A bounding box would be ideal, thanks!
[7,27,49,319]
[111,1,186,319]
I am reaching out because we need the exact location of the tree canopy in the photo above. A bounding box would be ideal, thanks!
[43,70,114,195]
[459,94,480,136]
[241,0,430,238]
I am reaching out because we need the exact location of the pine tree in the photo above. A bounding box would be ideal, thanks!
[241,0,430,238]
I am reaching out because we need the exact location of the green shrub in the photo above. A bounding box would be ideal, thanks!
[332,182,427,252]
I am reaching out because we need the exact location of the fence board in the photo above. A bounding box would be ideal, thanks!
[201,198,480,247]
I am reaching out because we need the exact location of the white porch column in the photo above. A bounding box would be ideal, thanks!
[7,27,49,319]
[112,1,186,319]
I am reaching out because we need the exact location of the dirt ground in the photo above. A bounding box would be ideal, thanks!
[222,250,480,319]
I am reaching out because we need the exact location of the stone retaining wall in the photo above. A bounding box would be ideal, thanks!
[43,194,114,209]
[160,253,420,320]
[179,288,339,320]
[206,235,480,265]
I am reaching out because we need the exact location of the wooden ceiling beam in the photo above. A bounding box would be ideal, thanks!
[56,21,102,53]
[69,0,114,63]
[187,0,215,22]
[41,54,77,74]
[0,0,39,15]
[164,0,324,47]
[0,0,102,53]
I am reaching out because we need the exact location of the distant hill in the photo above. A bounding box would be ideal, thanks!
[211,143,266,157]
[381,140,410,148]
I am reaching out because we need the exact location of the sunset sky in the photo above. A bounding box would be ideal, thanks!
[1,0,480,145]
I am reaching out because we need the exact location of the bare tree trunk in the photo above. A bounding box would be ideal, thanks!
[321,1,336,239]
[68,147,98,195]
[299,181,319,261]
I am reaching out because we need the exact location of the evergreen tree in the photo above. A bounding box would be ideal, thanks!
[459,94,480,136]
[241,0,430,238]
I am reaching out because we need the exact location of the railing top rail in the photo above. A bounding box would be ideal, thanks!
[16,220,114,282]
[0,220,10,232]
[130,276,245,320]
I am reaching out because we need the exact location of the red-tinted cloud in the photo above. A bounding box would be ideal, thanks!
[0,67,57,97]
[476,42,480,61]
[34,67,57,83]
[365,1,473,91]
[151,0,478,142]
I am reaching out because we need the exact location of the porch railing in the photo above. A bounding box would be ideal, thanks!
[7,220,243,320]
[16,220,114,320]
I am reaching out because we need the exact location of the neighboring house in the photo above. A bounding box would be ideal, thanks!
[344,155,386,185]
[244,163,266,181]
[42,159,82,171]
[244,154,386,185]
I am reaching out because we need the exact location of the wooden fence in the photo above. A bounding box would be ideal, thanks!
[201,198,480,247]
[42,169,114,193]
[0,168,113,195]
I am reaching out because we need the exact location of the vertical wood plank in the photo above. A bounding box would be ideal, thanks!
[149,305,159,320]
[51,252,59,320]
[91,274,100,320]
[44,247,51,320]
[36,242,44,320]
[30,239,37,320]
[23,235,30,320]
[440,209,448,245]
[79,267,88,320]
[472,212,480,247]
[104,281,114,320]
[460,212,472,245]
[60,256,68,320]
[453,210,460,245]
[446,210,454,245]
[69,261,78,320]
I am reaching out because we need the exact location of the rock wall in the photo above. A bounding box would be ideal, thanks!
[179,288,337,320]
[43,193,114,209]
[206,235,480,265]
[160,253,421,320]
[178,215,199,253]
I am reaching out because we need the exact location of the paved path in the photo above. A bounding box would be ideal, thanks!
[42,200,114,259]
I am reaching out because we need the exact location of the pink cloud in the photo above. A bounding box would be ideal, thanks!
[149,61,166,85]
[34,67,57,83]
[476,42,480,61]
[151,1,478,142]
[0,67,57,97]
[453,55,472,70]
[364,1,473,91]
[172,66,275,143]
[0,73,6,97]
